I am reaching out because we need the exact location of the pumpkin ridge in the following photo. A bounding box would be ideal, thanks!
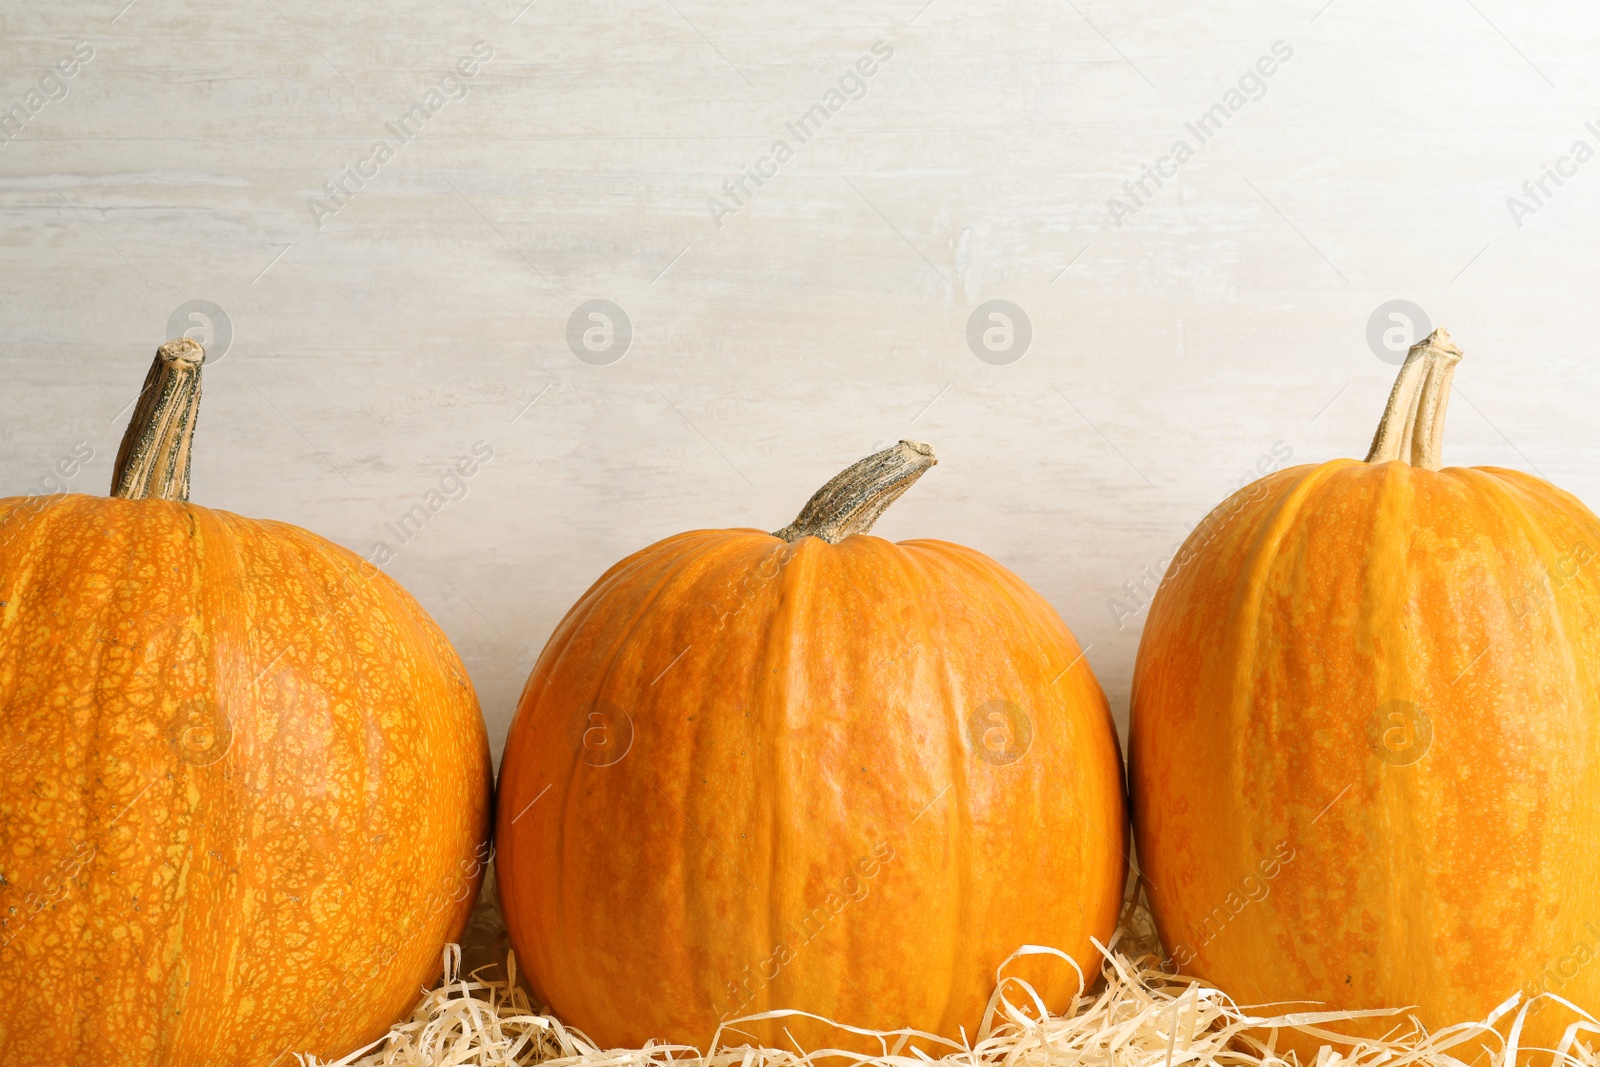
[1381,469,1539,1005]
[902,538,1124,1024]
[1423,468,1563,991]
[255,513,380,1008]
[1453,466,1600,723]
[1308,461,1430,997]
[1471,469,1600,1010]
[1444,469,1587,899]
[556,532,739,1027]
[211,510,286,951]
[1,493,88,629]
[879,538,959,1030]
[886,539,972,1035]
[690,533,797,1025]
[40,495,117,1059]
[1222,461,1355,828]
[1362,460,1423,991]
[93,498,176,835]
[1450,467,1579,676]
[662,532,784,1023]
[295,521,383,806]
[757,533,819,1021]
[574,530,740,626]
[1181,459,1357,996]
[1397,467,1557,1003]
[191,507,280,1054]
[500,637,601,1015]
[166,501,241,1057]
[66,500,199,1059]
[538,530,731,700]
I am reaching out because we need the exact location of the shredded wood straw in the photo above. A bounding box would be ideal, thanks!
[302,874,1600,1067]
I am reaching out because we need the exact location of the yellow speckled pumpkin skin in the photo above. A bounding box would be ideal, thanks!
[0,494,492,1066]
[1131,459,1600,1053]
[496,529,1127,1051]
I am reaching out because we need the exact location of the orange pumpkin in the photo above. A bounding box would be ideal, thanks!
[496,441,1127,1051]
[1131,329,1600,1050]
[0,341,492,1066]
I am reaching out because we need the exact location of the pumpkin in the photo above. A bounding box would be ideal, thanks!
[1130,328,1600,1050]
[0,341,492,1066]
[496,441,1127,1051]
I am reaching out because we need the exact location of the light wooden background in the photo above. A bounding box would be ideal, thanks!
[2,0,1597,764]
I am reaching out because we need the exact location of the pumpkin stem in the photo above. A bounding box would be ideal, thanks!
[1364,327,1463,471]
[111,338,205,502]
[773,440,937,544]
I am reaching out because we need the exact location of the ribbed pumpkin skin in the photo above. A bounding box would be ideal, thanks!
[1131,459,1600,1048]
[497,529,1126,1051]
[0,494,492,1066]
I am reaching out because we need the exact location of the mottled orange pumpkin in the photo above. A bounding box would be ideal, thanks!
[496,441,1127,1051]
[0,341,492,1066]
[1131,329,1600,1052]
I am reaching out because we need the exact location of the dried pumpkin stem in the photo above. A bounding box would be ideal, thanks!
[111,338,205,502]
[773,440,937,544]
[1363,327,1463,471]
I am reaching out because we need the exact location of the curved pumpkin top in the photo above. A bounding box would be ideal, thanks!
[1,336,458,652]
[563,440,941,612]
[0,334,484,727]
[1160,326,1579,595]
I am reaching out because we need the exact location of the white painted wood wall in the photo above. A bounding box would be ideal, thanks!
[2,0,1595,762]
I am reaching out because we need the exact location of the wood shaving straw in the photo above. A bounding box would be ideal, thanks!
[301,874,1600,1067]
